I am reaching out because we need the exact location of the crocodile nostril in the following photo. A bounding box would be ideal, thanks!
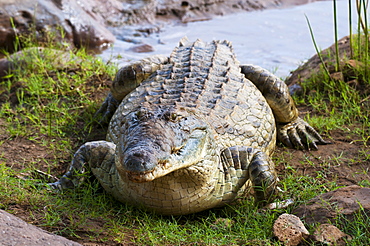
[124,152,156,173]
[181,1,189,7]
[126,158,145,172]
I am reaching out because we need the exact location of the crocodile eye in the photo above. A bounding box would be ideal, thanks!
[164,112,179,122]
[170,113,177,121]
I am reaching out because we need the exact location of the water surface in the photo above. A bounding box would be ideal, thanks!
[101,0,355,78]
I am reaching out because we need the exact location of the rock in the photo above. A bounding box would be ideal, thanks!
[0,209,81,246]
[286,37,370,96]
[312,224,351,245]
[128,44,155,53]
[285,36,352,86]
[0,57,13,79]
[0,0,117,52]
[0,47,82,80]
[293,185,370,224]
[273,213,309,246]
[285,35,370,97]
[1,0,314,52]
[110,0,310,40]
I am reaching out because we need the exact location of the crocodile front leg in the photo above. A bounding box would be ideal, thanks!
[49,141,116,190]
[240,64,329,149]
[220,146,278,206]
[96,55,169,124]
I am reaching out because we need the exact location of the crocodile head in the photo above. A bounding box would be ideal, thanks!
[116,106,212,183]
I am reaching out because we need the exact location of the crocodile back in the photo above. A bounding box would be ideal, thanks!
[109,39,276,154]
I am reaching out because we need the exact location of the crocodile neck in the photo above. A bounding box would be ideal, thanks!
[136,39,242,112]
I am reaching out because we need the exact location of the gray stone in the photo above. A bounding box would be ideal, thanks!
[128,43,155,53]
[0,57,13,79]
[0,47,82,80]
[0,209,81,246]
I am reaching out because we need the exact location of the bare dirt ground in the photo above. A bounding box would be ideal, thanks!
[276,123,370,185]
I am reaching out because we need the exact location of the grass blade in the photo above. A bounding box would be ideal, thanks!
[333,0,340,71]
[349,0,353,57]
[305,14,330,77]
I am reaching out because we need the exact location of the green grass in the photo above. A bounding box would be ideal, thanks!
[0,153,347,245]
[0,164,334,245]
[295,34,370,143]
[301,0,370,144]
[294,40,370,143]
[0,46,115,141]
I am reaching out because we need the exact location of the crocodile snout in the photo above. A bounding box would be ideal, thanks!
[124,152,156,173]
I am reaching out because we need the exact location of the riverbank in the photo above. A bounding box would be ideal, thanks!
[100,0,353,79]
[0,0,321,54]
[0,33,369,244]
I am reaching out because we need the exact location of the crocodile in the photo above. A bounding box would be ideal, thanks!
[49,37,328,215]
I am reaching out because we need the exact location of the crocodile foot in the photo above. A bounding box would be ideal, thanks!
[277,117,330,150]
[94,93,119,126]
[265,198,295,210]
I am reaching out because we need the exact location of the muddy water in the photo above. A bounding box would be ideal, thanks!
[101,0,355,78]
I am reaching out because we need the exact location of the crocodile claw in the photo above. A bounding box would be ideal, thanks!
[94,93,119,126]
[277,117,330,150]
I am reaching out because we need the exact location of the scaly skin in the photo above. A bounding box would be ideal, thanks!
[50,38,328,215]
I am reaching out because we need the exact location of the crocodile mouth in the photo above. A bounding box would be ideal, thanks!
[124,159,171,183]
[126,170,155,182]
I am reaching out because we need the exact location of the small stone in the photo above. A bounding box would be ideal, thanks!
[129,44,154,53]
[266,198,294,210]
[312,224,352,245]
[273,213,309,246]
